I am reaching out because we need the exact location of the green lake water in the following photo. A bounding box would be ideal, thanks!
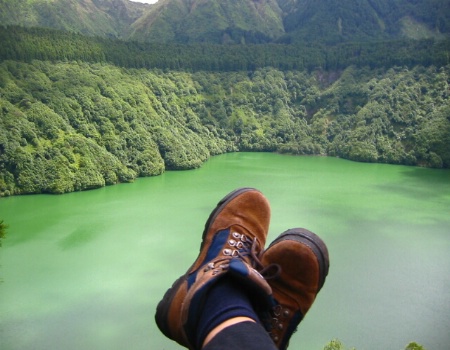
[0,152,449,350]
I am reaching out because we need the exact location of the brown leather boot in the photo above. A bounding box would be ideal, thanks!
[261,228,330,350]
[155,188,272,349]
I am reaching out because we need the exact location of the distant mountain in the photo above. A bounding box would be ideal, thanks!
[0,0,149,39]
[127,0,285,43]
[0,0,449,43]
[277,0,450,43]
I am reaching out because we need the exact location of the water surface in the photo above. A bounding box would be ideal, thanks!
[1,153,449,350]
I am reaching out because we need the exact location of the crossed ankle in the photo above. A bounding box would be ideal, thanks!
[202,317,256,348]
[194,277,260,349]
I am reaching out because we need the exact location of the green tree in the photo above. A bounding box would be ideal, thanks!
[323,339,356,350]
[322,340,426,350]
[0,219,7,246]
[0,59,449,196]
[405,342,426,350]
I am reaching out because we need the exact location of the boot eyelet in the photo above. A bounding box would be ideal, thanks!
[203,262,215,272]
[223,248,232,255]
[228,239,237,246]
[273,305,282,316]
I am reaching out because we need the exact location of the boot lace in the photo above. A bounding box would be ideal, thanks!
[222,232,282,279]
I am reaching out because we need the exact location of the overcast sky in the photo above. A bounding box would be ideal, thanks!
[129,0,159,4]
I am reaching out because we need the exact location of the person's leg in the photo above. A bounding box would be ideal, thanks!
[155,188,330,350]
[197,277,277,350]
[202,317,256,347]
[199,227,330,350]
[195,277,261,348]
[260,228,330,350]
[155,188,273,350]
[203,321,277,350]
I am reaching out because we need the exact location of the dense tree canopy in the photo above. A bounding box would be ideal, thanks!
[1,26,449,72]
[0,26,449,196]
[0,58,449,196]
[0,219,6,239]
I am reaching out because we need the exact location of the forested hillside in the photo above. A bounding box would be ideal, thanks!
[127,0,285,43]
[0,0,449,44]
[1,58,449,196]
[0,0,149,38]
[2,26,449,72]
[277,0,450,44]
[0,0,449,196]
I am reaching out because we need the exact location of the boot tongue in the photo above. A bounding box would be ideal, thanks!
[227,258,275,311]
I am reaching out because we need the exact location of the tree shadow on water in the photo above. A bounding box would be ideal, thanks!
[377,166,450,201]
[0,219,7,247]
[401,166,450,184]
[58,226,100,250]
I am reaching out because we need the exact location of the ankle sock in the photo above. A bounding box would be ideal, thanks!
[202,321,278,350]
[194,276,259,349]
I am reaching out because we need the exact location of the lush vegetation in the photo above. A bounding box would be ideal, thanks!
[0,56,449,196]
[0,25,448,197]
[278,0,450,44]
[0,60,231,195]
[132,0,450,44]
[1,0,448,44]
[0,219,6,246]
[1,26,449,72]
[0,0,148,39]
[323,340,426,350]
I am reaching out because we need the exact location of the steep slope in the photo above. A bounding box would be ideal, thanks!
[129,0,450,43]
[127,0,285,43]
[1,60,449,195]
[0,0,149,38]
[277,0,389,43]
[0,0,448,43]
[277,0,450,43]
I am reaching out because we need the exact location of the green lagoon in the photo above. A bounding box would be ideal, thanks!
[1,153,449,350]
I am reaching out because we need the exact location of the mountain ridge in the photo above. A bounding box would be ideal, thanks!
[0,1,449,197]
[0,0,149,38]
[0,0,448,44]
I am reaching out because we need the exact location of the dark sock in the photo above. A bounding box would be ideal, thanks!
[202,321,278,350]
[195,276,259,349]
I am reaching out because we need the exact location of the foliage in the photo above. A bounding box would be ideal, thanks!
[404,342,426,350]
[0,0,147,39]
[0,219,7,246]
[0,60,232,195]
[0,0,449,44]
[129,0,284,44]
[1,26,449,73]
[323,339,356,350]
[0,59,449,196]
[322,340,426,350]
[279,0,450,44]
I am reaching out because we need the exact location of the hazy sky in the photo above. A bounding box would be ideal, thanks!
[129,0,159,3]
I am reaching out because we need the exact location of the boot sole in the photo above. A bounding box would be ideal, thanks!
[155,187,260,339]
[268,228,329,290]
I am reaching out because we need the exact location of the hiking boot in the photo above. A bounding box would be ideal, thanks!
[261,228,330,350]
[155,188,272,349]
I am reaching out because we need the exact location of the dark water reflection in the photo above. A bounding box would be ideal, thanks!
[0,153,449,350]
